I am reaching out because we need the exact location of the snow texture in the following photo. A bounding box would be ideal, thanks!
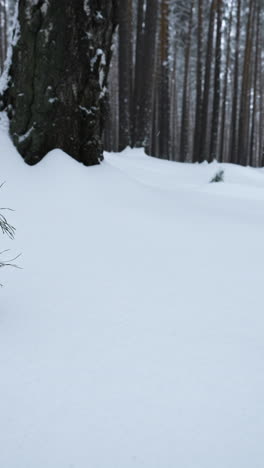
[0,1,20,94]
[41,0,49,15]
[17,126,34,143]
[83,0,90,16]
[0,123,264,468]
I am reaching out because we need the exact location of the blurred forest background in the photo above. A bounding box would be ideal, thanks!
[1,0,264,167]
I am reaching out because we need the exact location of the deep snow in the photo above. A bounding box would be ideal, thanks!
[1,124,264,468]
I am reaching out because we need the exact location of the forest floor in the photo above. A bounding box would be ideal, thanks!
[1,124,264,468]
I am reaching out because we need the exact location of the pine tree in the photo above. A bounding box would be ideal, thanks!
[2,0,118,166]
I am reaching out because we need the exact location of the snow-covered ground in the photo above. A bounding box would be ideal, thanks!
[1,125,264,468]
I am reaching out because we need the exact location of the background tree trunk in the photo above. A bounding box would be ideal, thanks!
[209,0,222,162]
[192,0,203,163]
[179,0,194,162]
[237,0,254,167]
[156,0,170,159]
[3,0,117,166]
[135,0,158,149]
[218,5,232,163]
[118,0,133,151]
[132,0,145,147]
[229,0,241,164]
[198,0,216,163]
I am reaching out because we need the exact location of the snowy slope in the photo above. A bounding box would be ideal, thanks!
[1,126,264,468]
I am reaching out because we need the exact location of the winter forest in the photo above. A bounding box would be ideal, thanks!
[106,0,264,167]
[1,1,264,468]
[1,0,264,166]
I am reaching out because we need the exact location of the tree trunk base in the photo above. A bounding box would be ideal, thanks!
[3,0,117,166]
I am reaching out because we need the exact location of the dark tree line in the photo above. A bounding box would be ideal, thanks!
[0,0,263,167]
[105,0,264,167]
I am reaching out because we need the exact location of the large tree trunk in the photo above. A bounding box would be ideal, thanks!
[3,0,117,166]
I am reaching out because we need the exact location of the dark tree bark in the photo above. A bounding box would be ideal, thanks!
[156,0,170,159]
[2,0,117,166]
[229,0,241,164]
[192,0,203,163]
[179,0,194,162]
[135,0,158,149]
[103,33,119,152]
[237,0,254,167]
[170,43,178,160]
[118,0,133,151]
[218,5,232,163]
[198,0,217,163]
[249,2,260,167]
[209,0,222,163]
[132,0,145,146]
[0,0,8,73]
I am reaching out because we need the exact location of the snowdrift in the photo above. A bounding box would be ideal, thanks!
[1,127,264,468]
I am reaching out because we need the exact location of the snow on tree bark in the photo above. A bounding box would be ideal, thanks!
[2,0,118,166]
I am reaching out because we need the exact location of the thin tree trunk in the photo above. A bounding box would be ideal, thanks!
[132,0,145,146]
[219,5,232,163]
[209,0,222,162]
[157,0,170,159]
[179,0,194,162]
[198,0,216,162]
[118,0,133,150]
[229,0,241,164]
[237,0,254,166]
[249,3,260,167]
[135,0,159,148]
[192,0,203,163]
